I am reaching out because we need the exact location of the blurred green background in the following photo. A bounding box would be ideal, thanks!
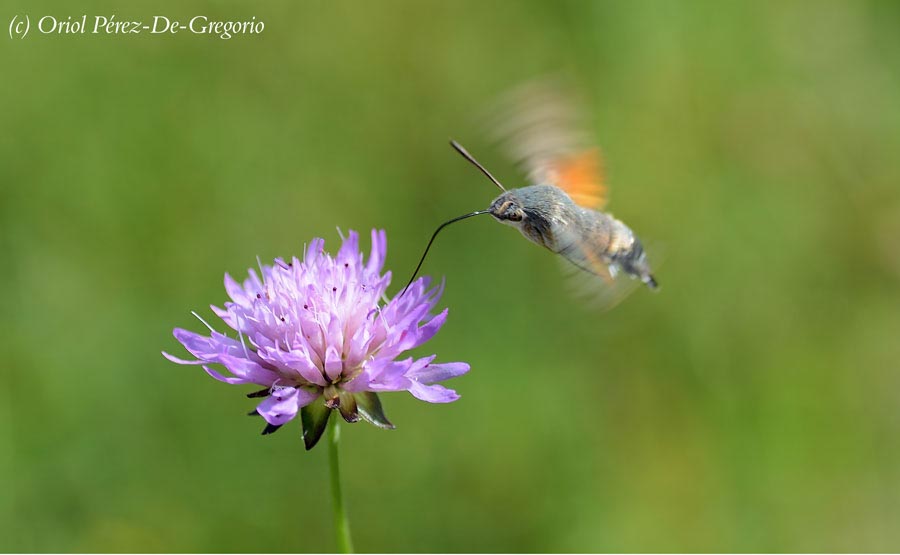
[2,0,900,552]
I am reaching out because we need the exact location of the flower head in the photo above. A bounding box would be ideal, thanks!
[164,229,469,449]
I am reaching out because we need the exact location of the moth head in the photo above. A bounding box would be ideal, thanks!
[489,192,526,223]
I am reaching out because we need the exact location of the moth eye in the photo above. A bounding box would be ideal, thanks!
[509,212,523,222]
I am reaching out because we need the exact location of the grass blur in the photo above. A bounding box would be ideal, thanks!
[2,0,900,552]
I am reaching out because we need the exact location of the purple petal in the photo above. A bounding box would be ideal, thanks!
[256,386,319,426]
[216,354,280,386]
[162,350,204,365]
[341,359,382,392]
[203,365,251,384]
[210,304,244,332]
[389,309,448,354]
[324,346,343,382]
[256,387,302,426]
[369,359,413,391]
[257,346,327,386]
[295,387,321,407]
[394,303,431,335]
[408,361,470,384]
[171,328,254,363]
[341,369,372,393]
[345,357,412,392]
[210,304,229,319]
[224,273,251,306]
[369,272,392,300]
[344,325,374,369]
[408,382,460,403]
[412,309,448,347]
[365,229,387,276]
[305,238,326,267]
[337,230,360,268]
[327,313,344,349]
[172,328,219,361]
[245,268,264,295]
[369,378,412,392]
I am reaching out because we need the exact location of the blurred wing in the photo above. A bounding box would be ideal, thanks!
[553,222,641,310]
[486,78,609,210]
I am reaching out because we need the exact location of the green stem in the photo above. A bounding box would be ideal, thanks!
[328,416,354,554]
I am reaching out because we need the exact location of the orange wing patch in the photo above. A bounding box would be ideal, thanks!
[547,148,608,210]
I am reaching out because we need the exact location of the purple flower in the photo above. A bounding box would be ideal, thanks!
[164,229,469,449]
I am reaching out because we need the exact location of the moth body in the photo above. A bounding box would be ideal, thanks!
[489,185,657,289]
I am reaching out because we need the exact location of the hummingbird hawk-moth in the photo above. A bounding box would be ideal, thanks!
[404,80,658,301]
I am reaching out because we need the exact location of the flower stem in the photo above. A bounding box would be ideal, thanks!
[328,416,354,553]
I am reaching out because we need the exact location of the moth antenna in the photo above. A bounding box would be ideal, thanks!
[401,210,490,296]
[450,140,506,192]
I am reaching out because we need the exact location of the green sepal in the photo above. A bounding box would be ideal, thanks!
[300,400,332,450]
[355,392,395,430]
[337,389,360,423]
